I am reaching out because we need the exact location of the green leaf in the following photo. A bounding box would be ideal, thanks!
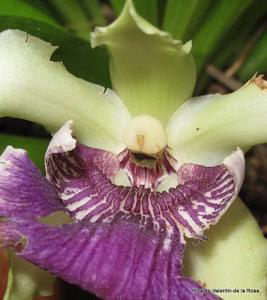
[212,0,267,74]
[0,0,59,27]
[192,0,252,71]
[0,134,48,171]
[21,0,54,15]
[111,0,158,25]
[46,0,91,40]
[238,32,267,81]
[110,0,125,15]
[133,0,158,26]
[162,0,212,41]
[78,0,105,26]
[92,0,196,124]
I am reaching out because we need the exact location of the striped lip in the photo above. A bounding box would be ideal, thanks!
[45,121,245,240]
[0,120,244,299]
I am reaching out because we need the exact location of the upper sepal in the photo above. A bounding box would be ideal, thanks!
[91,0,196,124]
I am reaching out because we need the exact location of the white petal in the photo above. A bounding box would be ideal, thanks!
[0,30,131,153]
[167,76,267,164]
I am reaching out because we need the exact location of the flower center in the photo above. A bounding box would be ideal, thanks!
[123,114,167,155]
[131,151,158,168]
[120,114,174,190]
[118,149,176,190]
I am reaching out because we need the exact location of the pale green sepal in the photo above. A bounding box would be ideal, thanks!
[91,0,196,124]
[167,76,267,165]
[184,198,267,300]
[4,255,55,300]
[0,30,131,154]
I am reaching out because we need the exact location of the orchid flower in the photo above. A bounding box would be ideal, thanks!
[0,1,266,299]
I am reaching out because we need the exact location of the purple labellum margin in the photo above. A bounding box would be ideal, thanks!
[0,120,244,300]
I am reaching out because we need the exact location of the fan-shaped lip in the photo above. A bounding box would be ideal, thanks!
[44,121,245,239]
[0,121,244,300]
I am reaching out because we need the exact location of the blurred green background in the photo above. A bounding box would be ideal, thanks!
[1,0,267,163]
[1,0,267,136]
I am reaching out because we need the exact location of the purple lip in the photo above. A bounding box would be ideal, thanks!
[0,121,244,300]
